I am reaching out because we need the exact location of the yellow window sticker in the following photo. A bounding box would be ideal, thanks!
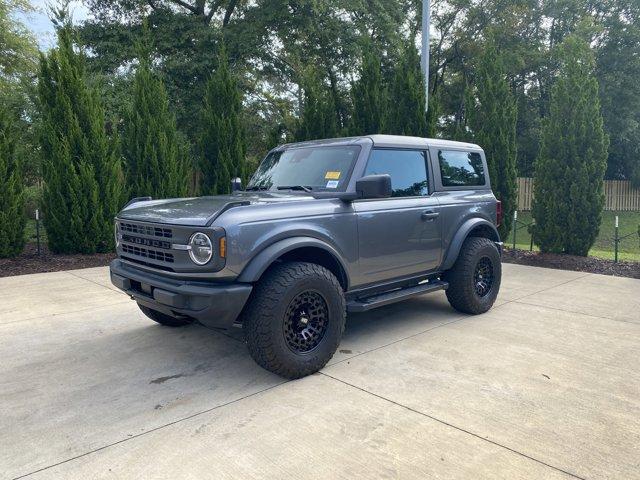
[325,171,341,180]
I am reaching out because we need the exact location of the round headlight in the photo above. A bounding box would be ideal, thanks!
[114,222,120,248]
[189,232,213,265]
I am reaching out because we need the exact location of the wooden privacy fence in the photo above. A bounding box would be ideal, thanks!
[517,178,640,211]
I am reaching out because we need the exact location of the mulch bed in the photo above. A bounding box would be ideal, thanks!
[503,248,640,279]
[0,243,116,278]
[2,243,639,280]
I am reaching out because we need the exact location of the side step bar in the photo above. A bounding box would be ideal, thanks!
[347,280,449,313]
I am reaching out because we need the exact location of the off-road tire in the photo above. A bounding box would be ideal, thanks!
[443,237,501,315]
[243,262,346,379]
[138,304,192,327]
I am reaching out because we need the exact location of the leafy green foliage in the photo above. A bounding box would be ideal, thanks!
[199,47,246,195]
[38,15,123,254]
[0,0,38,84]
[468,39,518,239]
[596,0,640,187]
[0,105,26,258]
[122,26,190,199]
[531,35,609,256]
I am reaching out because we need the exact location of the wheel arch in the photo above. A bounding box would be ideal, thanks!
[441,218,500,271]
[237,237,350,290]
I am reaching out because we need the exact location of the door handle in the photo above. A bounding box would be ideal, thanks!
[421,210,440,221]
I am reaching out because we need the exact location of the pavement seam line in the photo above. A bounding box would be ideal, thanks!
[0,300,133,327]
[512,299,639,326]
[66,270,123,294]
[12,380,290,480]
[506,272,592,303]
[331,271,593,367]
[319,372,587,480]
[329,314,470,367]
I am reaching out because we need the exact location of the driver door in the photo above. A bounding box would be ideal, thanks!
[354,149,442,285]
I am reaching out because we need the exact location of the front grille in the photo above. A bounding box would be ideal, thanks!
[122,244,175,263]
[120,222,173,238]
[121,234,171,250]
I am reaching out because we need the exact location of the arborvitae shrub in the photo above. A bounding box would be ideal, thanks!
[531,35,609,256]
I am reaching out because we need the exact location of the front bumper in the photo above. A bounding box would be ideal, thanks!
[110,259,252,329]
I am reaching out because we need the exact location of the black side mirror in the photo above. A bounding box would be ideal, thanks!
[356,174,392,199]
[231,177,243,192]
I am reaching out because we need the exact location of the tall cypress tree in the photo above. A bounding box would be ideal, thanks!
[386,43,428,137]
[123,26,189,198]
[350,48,385,136]
[531,35,609,256]
[468,39,518,239]
[296,68,338,141]
[199,47,246,195]
[0,105,26,258]
[38,13,123,254]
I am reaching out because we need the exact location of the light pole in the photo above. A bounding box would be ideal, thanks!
[421,0,430,112]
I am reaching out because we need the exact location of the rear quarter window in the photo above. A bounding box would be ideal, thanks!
[438,150,486,187]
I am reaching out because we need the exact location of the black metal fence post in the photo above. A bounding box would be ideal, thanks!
[35,209,41,255]
[512,210,518,250]
[614,215,619,263]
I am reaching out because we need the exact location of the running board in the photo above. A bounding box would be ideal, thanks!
[347,280,449,313]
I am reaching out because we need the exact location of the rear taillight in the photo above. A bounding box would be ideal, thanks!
[496,200,503,227]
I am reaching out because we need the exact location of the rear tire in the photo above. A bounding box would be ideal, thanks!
[138,304,192,327]
[444,237,501,315]
[243,262,346,379]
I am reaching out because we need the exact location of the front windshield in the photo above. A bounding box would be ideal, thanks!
[247,145,360,192]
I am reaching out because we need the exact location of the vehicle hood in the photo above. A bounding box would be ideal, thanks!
[117,192,312,226]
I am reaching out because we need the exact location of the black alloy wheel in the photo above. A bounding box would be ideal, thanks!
[473,257,494,297]
[283,290,329,353]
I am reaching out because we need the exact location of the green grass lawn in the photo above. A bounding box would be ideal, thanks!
[505,211,640,262]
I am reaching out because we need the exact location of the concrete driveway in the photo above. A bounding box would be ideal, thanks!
[0,264,638,480]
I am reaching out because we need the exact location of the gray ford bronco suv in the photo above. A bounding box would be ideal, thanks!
[110,135,503,378]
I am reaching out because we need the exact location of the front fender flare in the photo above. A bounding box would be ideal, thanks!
[237,237,350,286]
[441,218,500,271]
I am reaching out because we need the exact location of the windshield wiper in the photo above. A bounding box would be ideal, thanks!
[277,185,313,192]
[244,186,270,191]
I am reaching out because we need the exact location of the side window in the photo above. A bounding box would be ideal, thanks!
[364,149,429,197]
[438,150,486,187]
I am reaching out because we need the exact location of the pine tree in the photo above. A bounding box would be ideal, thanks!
[468,39,518,239]
[38,12,123,254]
[350,48,385,136]
[123,25,189,198]
[296,68,338,141]
[0,105,26,258]
[199,47,246,195]
[386,43,428,137]
[531,35,609,256]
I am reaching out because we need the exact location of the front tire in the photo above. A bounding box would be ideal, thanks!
[243,262,346,379]
[444,237,501,314]
[138,304,192,327]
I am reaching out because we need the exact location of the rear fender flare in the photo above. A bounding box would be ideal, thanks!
[441,218,500,271]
